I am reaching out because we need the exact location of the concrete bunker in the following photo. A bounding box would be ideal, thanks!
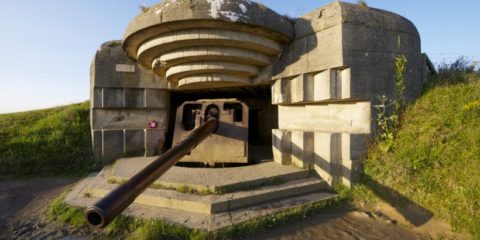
[71,0,430,230]
[90,0,425,186]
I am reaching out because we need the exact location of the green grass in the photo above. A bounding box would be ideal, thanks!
[47,194,87,228]
[107,178,215,195]
[0,102,97,178]
[354,73,480,238]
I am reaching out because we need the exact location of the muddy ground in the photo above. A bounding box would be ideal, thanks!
[0,178,465,240]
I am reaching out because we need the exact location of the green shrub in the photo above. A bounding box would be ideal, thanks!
[424,56,479,90]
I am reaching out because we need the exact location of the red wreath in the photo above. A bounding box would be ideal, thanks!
[148,120,158,129]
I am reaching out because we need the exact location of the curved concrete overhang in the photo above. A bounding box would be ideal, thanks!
[122,0,294,89]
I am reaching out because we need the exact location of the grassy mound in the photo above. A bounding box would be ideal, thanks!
[0,102,96,178]
[356,73,480,237]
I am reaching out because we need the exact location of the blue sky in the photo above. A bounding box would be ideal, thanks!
[0,0,478,114]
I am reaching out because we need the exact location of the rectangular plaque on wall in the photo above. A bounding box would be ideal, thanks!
[115,64,136,73]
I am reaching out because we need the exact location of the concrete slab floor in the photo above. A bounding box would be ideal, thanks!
[108,157,312,192]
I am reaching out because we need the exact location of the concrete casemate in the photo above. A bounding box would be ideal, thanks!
[90,0,426,187]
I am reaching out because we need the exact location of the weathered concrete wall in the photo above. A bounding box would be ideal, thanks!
[341,3,423,103]
[271,2,422,187]
[90,41,169,162]
[272,3,344,79]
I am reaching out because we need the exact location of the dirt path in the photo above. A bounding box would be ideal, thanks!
[0,178,463,240]
[251,204,467,240]
[251,211,424,240]
[0,178,86,240]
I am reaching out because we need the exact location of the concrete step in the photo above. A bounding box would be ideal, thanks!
[107,157,312,193]
[87,176,328,214]
[66,173,336,230]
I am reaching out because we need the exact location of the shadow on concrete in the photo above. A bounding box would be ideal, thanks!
[271,17,318,76]
[272,134,433,226]
[214,121,248,141]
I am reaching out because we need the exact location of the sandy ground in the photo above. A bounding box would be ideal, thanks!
[0,178,467,240]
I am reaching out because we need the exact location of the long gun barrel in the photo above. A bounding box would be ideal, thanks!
[84,117,218,229]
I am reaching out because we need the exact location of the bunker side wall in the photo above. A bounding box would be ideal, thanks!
[90,41,170,163]
[341,3,423,104]
[271,2,423,187]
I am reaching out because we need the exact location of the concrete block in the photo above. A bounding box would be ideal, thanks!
[290,74,314,103]
[308,132,370,186]
[290,131,314,169]
[340,68,351,99]
[330,69,341,99]
[125,129,145,155]
[290,75,304,103]
[145,129,166,156]
[278,101,371,133]
[306,27,344,73]
[92,130,103,161]
[273,22,343,79]
[103,130,124,163]
[92,88,103,108]
[125,88,145,108]
[313,70,332,101]
[312,133,342,185]
[103,88,124,108]
[341,133,370,187]
[303,74,315,102]
[312,68,349,101]
[272,129,291,165]
[145,89,168,108]
[272,79,290,104]
[272,79,281,104]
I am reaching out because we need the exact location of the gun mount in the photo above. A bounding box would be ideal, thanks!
[173,99,249,165]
